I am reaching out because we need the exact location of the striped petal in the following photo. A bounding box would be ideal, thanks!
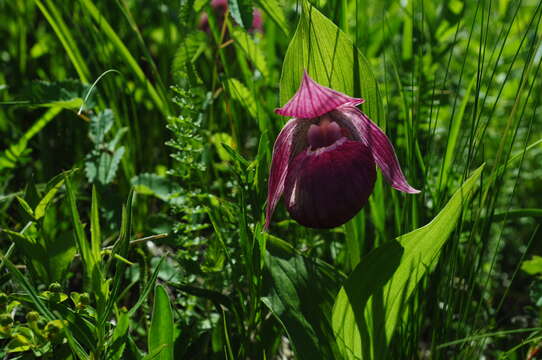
[283,138,376,228]
[332,105,420,194]
[265,118,301,229]
[275,71,364,119]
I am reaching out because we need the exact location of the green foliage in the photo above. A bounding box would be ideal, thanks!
[1,0,541,358]
[227,0,253,30]
[333,164,484,359]
[279,0,382,120]
[262,253,344,359]
[148,285,175,360]
[85,109,127,185]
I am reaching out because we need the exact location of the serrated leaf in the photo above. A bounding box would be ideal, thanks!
[332,164,485,359]
[231,28,269,78]
[94,146,125,185]
[224,78,257,119]
[228,0,253,30]
[255,0,289,36]
[108,127,128,150]
[172,31,206,81]
[89,109,114,144]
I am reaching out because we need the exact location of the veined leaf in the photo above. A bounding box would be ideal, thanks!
[332,164,485,359]
[89,110,114,144]
[279,0,382,121]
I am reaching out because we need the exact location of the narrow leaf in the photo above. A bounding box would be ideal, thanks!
[34,177,65,220]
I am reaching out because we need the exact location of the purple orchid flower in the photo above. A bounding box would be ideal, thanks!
[265,71,420,229]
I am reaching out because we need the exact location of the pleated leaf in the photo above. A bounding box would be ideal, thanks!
[332,164,485,359]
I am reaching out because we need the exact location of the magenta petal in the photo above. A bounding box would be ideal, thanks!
[275,71,364,119]
[265,118,300,229]
[334,105,420,194]
[283,139,376,228]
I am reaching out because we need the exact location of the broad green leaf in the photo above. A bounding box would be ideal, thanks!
[262,253,344,360]
[148,285,174,360]
[44,230,76,283]
[279,0,382,121]
[231,27,269,78]
[3,224,75,284]
[332,241,404,360]
[228,0,253,30]
[332,164,485,359]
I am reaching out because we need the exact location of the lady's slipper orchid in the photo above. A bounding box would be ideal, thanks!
[265,71,419,229]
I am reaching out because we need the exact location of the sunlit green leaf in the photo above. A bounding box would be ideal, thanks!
[332,164,485,359]
[279,0,382,120]
[148,285,174,360]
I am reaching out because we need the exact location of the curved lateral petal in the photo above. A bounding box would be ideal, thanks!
[275,71,364,119]
[265,118,300,229]
[334,105,420,194]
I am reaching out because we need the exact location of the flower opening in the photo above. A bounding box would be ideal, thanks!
[265,71,420,229]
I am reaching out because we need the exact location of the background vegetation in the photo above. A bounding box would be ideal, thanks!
[1,0,541,358]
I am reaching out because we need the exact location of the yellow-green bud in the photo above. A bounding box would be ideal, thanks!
[48,282,62,293]
[79,293,90,306]
[26,311,40,322]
